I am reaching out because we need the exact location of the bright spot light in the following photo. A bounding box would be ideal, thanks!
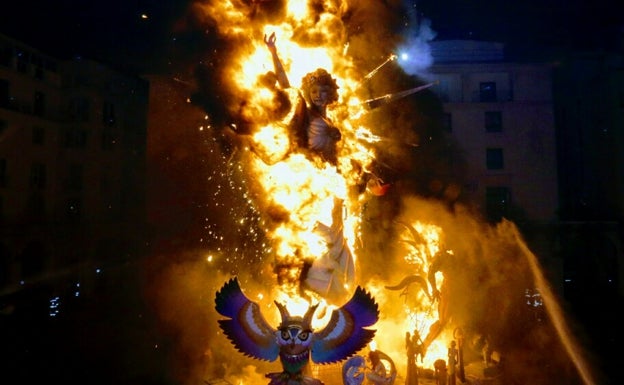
[141,14,148,19]
[401,52,409,61]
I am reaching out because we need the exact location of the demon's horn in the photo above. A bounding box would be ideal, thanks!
[274,301,289,324]
[303,303,319,329]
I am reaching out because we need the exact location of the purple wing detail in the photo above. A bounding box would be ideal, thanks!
[215,277,279,361]
[311,286,379,364]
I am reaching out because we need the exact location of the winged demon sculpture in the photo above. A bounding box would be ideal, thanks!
[215,277,379,385]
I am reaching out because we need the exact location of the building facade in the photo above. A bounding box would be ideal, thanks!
[427,40,562,290]
[429,40,559,223]
[427,40,624,300]
[0,33,148,311]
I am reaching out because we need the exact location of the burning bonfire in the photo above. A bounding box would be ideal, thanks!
[147,2,600,385]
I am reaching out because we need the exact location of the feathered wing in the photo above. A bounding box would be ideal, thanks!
[214,277,279,361]
[311,286,379,364]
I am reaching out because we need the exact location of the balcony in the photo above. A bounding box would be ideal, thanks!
[471,89,513,103]
[433,89,513,103]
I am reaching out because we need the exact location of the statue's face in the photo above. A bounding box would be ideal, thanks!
[308,84,332,109]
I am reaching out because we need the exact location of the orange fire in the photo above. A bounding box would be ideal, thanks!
[220,11,380,303]
[200,0,456,381]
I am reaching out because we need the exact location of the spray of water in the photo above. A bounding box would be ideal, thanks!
[511,221,598,385]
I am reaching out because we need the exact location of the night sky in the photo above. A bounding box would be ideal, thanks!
[0,0,190,73]
[1,0,622,74]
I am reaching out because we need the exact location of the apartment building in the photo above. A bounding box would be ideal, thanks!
[427,40,624,299]
[426,39,562,290]
[0,33,148,308]
[428,40,559,224]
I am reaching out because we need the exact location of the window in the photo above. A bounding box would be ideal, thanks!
[66,197,82,221]
[486,186,510,222]
[31,55,44,80]
[442,113,452,132]
[34,91,45,117]
[27,192,45,218]
[34,66,44,80]
[101,129,117,151]
[100,172,111,194]
[0,79,9,108]
[32,126,45,145]
[69,97,90,122]
[0,44,12,67]
[102,101,116,126]
[29,162,46,189]
[434,78,451,102]
[486,148,504,169]
[63,127,88,148]
[480,82,497,102]
[0,158,6,187]
[16,48,29,73]
[67,163,83,191]
[485,111,502,132]
[44,59,57,73]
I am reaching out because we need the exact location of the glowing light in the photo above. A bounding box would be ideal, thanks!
[49,296,60,317]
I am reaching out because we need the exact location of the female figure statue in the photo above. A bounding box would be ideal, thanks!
[264,32,342,165]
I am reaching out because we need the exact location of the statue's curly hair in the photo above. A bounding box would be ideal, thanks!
[301,68,339,104]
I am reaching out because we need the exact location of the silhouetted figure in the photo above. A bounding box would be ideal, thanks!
[447,341,458,385]
[405,330,424,385]
[453,328,466,382]
[434,359,447,385]
[482,336,493,367]
[405,331,416,385]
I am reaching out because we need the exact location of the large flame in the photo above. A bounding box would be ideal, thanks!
[218,5,379,305]
[200,0,472,374]
[150,2,600,385]
[198,0,450,376]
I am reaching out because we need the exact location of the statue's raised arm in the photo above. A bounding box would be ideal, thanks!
[264,32,291,89]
